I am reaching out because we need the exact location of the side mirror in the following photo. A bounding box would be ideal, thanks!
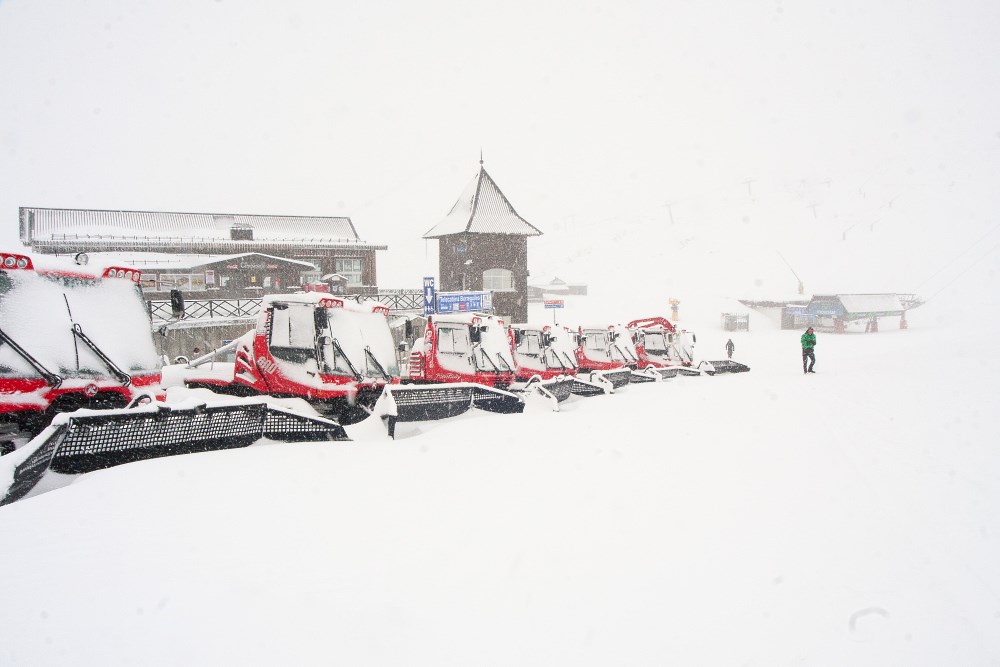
[314,307,329,331]
[317,335,331,347]
[513,330,524,346]
[397,341,407,352]
[469,326,482,344]
[404,320,414,338]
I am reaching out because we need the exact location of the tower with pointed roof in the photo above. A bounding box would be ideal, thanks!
[423,159,542,322]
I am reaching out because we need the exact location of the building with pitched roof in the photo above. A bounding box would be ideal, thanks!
[19,207,387,295]
[423,161,542,322]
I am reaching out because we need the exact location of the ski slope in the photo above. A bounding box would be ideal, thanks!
[0,300,997,666]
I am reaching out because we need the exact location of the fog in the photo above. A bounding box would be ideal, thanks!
[1,0,998,307]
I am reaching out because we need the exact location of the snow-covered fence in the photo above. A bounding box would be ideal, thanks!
[147,298,261,322]
[147,290,424,322]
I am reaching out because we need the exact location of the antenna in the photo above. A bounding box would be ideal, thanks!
[479,148,484,166]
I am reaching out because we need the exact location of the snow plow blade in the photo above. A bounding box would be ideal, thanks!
[377,384,525,438]
[1,401,348,506]
[569,377,608,397]
[629,368,661,383]
[676,361,717,376]
[532,376,576,403]
[704,360,751,374]
[588,368,631,391]
[511,376,577,412]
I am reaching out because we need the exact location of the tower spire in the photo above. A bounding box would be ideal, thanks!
[479,148,484,167]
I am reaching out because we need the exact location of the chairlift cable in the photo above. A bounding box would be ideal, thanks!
[923,238,1000,303]
[915,220,1000,290]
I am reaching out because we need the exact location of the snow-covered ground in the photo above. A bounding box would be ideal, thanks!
[1,296,998,666]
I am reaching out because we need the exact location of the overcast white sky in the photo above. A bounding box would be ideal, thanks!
[2,0,998,298]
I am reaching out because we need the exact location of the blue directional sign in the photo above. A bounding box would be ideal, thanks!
[423,277,436,315]
[436,291,493,314]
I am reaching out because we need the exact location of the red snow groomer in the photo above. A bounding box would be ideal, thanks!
[179,299,522,437]
[627,316,750,375]
[508,324,606,403]
[403,313,524,417]
[181,293,402,424]
[572,325,646,390]
[1,251,344,505]
[0,252,162,448]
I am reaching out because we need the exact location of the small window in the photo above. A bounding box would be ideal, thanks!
[483,268,514,292]
[518,332,542,355]
[437,326,471,354]
[585,331,608,351]
[335,258,363,287]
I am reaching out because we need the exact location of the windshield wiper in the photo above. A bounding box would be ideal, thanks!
[0,327,63,388]
[364,346,393,382]
[546,349,566,370]
[612,343,637,364]
[71,324,131,386]
[474,345,500,372]
[329,338,362,381]
[495,352,513,372]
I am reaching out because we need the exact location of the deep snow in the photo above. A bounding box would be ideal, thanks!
[0,297,998,666]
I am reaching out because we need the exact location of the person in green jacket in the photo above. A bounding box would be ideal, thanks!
[801,326,817,373]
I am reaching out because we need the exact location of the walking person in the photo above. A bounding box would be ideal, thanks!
[801,326,817,374]
[725,338,735,359]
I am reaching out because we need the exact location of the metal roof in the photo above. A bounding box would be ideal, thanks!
[20,207,366,245]
[832,294,905,314]
[423,166,543,238]
[81,251,318,271]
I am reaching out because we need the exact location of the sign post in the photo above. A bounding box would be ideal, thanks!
[543,299,564,324]
[423,277,436,316]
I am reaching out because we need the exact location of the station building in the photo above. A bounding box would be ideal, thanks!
[18,207,386,297]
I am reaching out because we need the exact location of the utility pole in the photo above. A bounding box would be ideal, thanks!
[742,178,756,198]
[807,203,819,219]
[665,202,675,225]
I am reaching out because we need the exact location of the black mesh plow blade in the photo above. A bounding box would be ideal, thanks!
[629,369,659,383]
[378,384,524,438]
[705,360,751,374]
[471,385,526,414]
[570,377,607,397]
[538,377,575,403]
[1,403,348,506]
[599,368,632,389]
[379,385,476,438]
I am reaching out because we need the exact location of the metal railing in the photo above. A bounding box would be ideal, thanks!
[148,298,261,321]
[148,289,424,322]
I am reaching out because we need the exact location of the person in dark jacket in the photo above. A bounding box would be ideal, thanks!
[801,327,817,373]
[725,339,735,359]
